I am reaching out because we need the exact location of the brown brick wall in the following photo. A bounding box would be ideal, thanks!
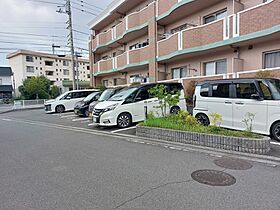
[99,30,112,45]
[129,46,150,64]
[239,0,280,36]
[128,3,154,29]
[116,21,125,38]
[158,33,179,57]
[158,0,177,16]
[182,20,224,49]
[116,53,127,69]
[99,59,113,72]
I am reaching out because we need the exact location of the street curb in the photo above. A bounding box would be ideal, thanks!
[0,107,44,115]
[114,132,280,166]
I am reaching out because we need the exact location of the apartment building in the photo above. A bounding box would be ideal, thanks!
[0,67,13,99]
[7,50,91,95]
[89,0,280,88]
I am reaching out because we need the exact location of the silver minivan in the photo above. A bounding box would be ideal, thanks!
[193,78,280,141]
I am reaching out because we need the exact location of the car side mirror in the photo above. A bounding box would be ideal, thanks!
[251,93,263,101]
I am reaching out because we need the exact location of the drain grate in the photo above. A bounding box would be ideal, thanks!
[191,169,236,186]
[214,157,253,170]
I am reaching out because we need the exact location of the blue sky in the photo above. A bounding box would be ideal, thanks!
[0,0,112,66]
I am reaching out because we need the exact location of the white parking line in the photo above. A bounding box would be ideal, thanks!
[111,126,137,133]
[72,118,90,122]
[61,115,76,119]
[271,142,280,146]
[87,123,96,126]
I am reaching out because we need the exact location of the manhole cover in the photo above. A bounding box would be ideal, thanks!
[191,170,236,186]
[214,158,253,170]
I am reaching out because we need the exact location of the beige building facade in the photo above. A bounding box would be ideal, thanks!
[7,50,91,95]
[89,0,280,87]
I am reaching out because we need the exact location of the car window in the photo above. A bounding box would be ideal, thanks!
[212,83,230,98]
[61,93,72,100]
[135,89,150,102]
[200,84,209,97]
[235,83,258,99]
[168,83,183,93]
[258,81,273,100]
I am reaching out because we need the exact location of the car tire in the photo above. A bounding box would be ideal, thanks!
[196,113,210,126]
[117,113,132,128]
[170,106,181,114]
[55,105,65,113]
[271,122,280,142]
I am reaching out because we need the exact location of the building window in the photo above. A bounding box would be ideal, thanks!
[204,59,227,76]
[63,69,70,75]
[87,66,90,70]
[26,55,34,62]
[26,66,35,73]
[172,67,188,79]
[203,9,227,24]
[63,60,69,66]
[87,74,90,79]
[45,61,54,66]
[46,71,54,76]
[264,50,280,68]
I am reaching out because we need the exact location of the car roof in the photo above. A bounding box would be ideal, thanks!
[197,78,279,86]
[68,89,99,93]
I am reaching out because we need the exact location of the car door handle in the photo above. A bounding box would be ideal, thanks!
[224,101,232,104]
[235,102,244,105]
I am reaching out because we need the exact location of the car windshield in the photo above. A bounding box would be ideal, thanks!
[98,89,115,102]
[83,92,98,102]
[268,79,280,100]
[109,87,138,101]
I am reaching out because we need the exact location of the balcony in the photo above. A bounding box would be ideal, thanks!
[92,2,155,53]
[158,19,226,58]
[94,46,150,75]
[238,0,280,36]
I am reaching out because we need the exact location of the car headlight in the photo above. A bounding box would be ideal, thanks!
[103,104,118,113]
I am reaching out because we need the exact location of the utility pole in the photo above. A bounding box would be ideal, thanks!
[52,44,60,55]
[75,52,82,90]
[57,0,76,90]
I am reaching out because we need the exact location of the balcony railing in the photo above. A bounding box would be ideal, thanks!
[238,0,280,36]
[92,2,155,50]
[158,18,227,58]
[158,0,178,16]
[94,46,150,73]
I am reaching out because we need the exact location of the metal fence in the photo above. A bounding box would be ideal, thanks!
[13,99,47,109]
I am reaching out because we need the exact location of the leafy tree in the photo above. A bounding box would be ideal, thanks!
[19,76,51,99]
[148,84,180,117]
[50,86,60,99]
[256,70,273,78]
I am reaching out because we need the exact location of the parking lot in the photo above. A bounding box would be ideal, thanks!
[1,108,280,158]
[1,108,137,136]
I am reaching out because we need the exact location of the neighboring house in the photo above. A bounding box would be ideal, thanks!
[0,67,13,99]
[7,50,91,96]
[88,0,280,87]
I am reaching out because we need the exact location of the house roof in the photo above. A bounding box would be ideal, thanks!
[0,85,13,92]
[0,67,13,76]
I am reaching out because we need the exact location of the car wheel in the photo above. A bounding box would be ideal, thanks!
[55,105,65,113]
[84,109,90,117]
[170,106,181,114]
[117,113,132,128]
[271,122,280,142]
[196,113,210,126]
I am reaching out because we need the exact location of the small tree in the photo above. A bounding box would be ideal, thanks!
[185,80,196,106]
[148,84,180,117]
[19,76,51,99]
[50,86,60,99]
[209,112,222,127]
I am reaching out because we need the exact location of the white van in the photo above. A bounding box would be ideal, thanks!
[45,89,98,113]
[193,78,280,141]
[92,83,187,128]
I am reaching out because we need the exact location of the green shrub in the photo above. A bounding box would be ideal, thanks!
[209,112,222,127]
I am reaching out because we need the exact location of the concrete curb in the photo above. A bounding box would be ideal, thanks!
[0,106,44,115]
[136,126,271,155]
[115,132,280,166]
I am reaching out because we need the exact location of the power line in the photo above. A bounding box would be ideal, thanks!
[0,40,63,46]
[0,31,65,38]
[70,1,101,13]
[76,0,104,11]
[71,5,98,16]
[25,0,64,6]
[72,29,89,35]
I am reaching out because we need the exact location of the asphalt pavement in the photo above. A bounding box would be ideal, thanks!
[0,110,280,210]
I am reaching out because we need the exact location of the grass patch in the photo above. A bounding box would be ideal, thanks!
[139,115,263,139]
